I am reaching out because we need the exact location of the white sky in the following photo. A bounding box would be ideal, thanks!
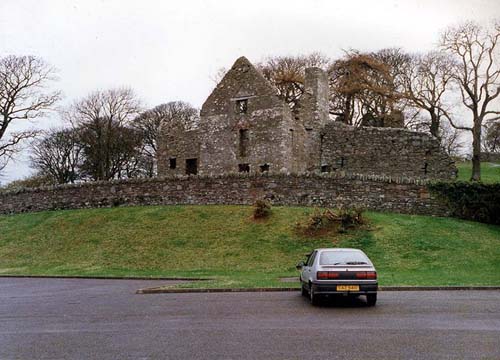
[1,0,499,184]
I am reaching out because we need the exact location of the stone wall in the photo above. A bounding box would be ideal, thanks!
[198,56,302,175]
[0,173,450,216]
[320,122,457,180]
[293,67,330,172]
[157,127,200,176]
[157,56,456,180]
[481,152,500,163]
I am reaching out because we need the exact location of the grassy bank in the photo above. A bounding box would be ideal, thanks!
[1,205,499,288]
[456,161,500,183]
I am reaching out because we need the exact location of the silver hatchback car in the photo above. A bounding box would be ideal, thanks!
[297,248,378,306]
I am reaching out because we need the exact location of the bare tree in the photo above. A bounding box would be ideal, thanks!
[440,21,500,181]
[257,53,330,108]
[400,51,456,139]
[0,55,60,171]
[210,67,228,85]
[372,48,412,84]
[0,130,40,172]
[66,88,141,127]
[329,51,398,126]
[370,48,416,128]
[483,119,500,152]
[64,88,142,180]
[210,54,329,109]
[440,121,465,157]
[31,128,82,184]
[78,121,143,180]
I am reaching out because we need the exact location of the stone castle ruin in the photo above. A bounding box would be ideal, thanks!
[0,57,461,217]
[158,56,456,180]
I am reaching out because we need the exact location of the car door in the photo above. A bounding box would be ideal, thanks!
[302,251,316,289]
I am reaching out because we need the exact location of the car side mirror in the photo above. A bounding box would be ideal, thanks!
[296,261,305,270]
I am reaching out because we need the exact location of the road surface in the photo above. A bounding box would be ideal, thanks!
[1,278,499,359]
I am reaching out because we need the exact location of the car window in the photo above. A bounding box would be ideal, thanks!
[304,252,311,265]
[307,251,317,267]
[319,251,369,265]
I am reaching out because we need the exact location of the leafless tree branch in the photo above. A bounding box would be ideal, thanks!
[0,55,60,171]
[440,20,500,180]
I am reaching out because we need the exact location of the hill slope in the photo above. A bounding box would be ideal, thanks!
[0,205,499,287]
[456,161,500,183]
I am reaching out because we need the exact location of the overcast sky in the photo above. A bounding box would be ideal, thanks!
[1,0,499,184]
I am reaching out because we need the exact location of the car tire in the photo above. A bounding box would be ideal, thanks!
[310,284,320,306]
[366,293,377,306]
[301,283,307,297]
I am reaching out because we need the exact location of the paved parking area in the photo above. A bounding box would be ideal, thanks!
[1,278,499,359]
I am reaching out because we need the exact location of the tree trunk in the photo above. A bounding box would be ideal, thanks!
[471,118,482,181]
[429,111,440,139]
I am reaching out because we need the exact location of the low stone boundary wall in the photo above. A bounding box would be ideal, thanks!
[481,152,500,163]
[0,173,450,216]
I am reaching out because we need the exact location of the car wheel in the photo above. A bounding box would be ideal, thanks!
[366,293,377,306]
[301,283,307,297]
[310,284,320,306]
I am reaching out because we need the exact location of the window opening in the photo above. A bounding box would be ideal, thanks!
[236,99,248,114]
[337,157,347,168]
[185,158,198,175]
[307,251,317,266]
[238,163,250,173]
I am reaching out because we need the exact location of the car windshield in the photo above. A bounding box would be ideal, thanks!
[319,251,370,265]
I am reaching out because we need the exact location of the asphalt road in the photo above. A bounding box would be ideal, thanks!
[1,278,499,359]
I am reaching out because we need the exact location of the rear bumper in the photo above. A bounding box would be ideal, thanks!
[312,282,378,295]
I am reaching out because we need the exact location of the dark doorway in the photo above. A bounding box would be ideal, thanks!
[186,158,198,175]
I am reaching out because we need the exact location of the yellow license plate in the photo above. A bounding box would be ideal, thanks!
[336,285,360,291]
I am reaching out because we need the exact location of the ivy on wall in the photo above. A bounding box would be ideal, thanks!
[428,182,500,225]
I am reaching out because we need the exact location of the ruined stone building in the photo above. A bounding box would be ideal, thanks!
[158,57,456,180]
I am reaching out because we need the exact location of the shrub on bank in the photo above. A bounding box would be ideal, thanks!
[253,199,272,219]
[296,207,365,235]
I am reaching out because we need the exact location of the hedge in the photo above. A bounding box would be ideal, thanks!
[428,182,500,225]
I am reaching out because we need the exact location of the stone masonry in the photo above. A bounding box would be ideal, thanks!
[0,174,449,216]
[481,152,500,163]
[321,122,456,179]
[157,56,457,180]
[0,58,461,217]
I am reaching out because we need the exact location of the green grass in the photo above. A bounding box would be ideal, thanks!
[0,205,499,288]
[456,161,500,183]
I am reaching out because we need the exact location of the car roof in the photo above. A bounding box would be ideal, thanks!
[315,248,364,252]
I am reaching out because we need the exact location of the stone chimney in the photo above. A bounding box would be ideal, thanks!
[293,67,330,172]
[302,67,329,129]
